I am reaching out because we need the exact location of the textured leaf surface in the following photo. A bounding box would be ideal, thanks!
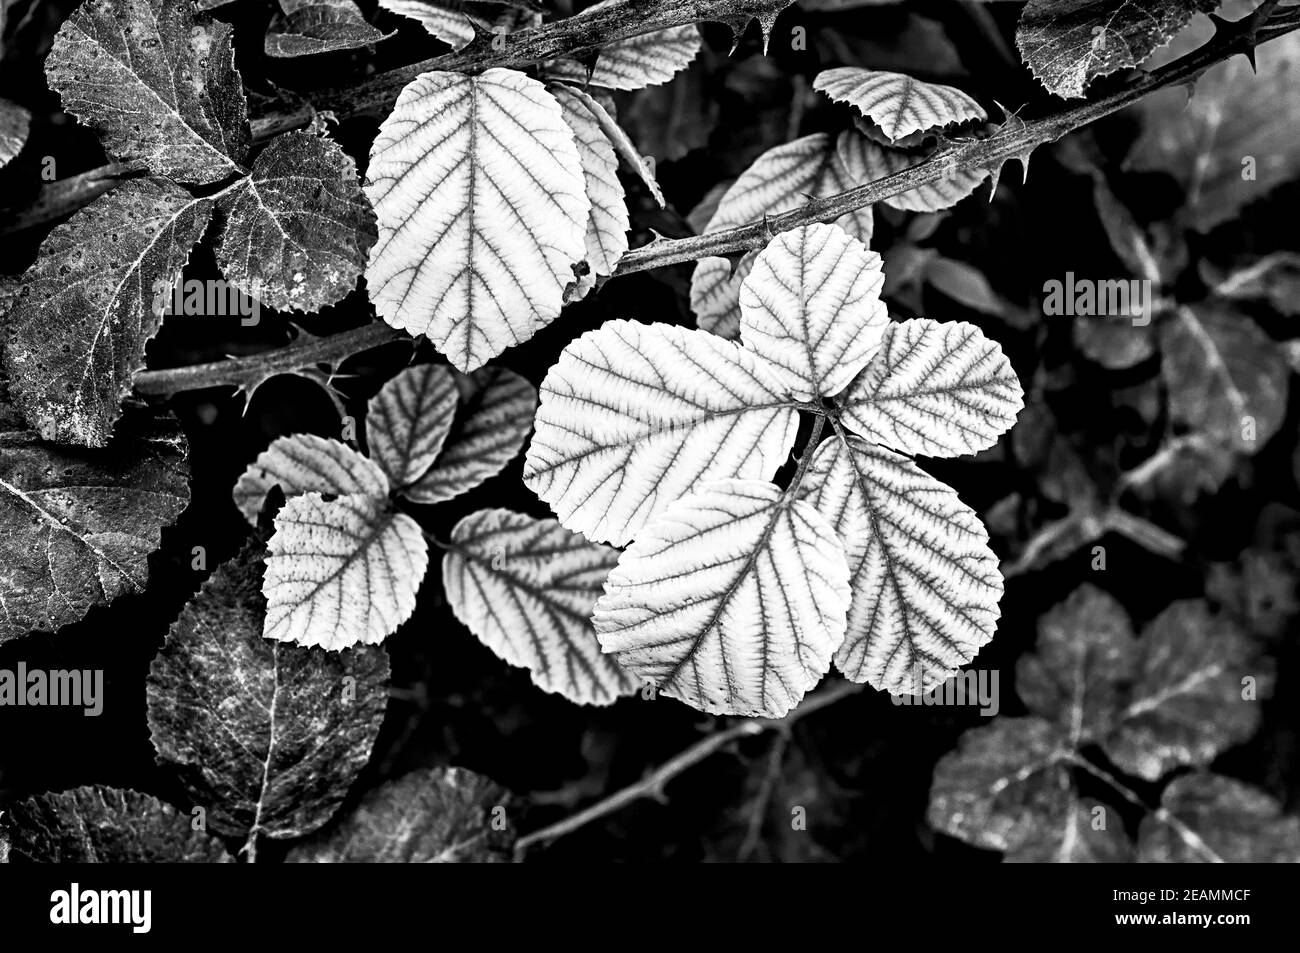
[1005,796,1134,863]
[377,0,475,49]
[147,543,390,843]
[1137,773,1300,863]
[288,767,514,862]
[1017,0,1215,99]
[549,24,702,90]
[444,509,636,705]
[232,433,389,526]
[215,131,377,312]
[594,480,850,717]
[0,397,189,645]
[2,177,213,446]
[800,435,1003,694]
[264,492,429,649]
[837,130,989,212]
[524,320,800,546]
[365,364,458,488]
[814,67,984,142]
[1160,304,1289,454]
[692,253,757,340]
[265,0,395,57]
[839,319,1024,458]
[365,68,589,372]
[3,786,232,862]
[46,0,248,185]
[0,97,30,169]
[738,223,887,400]
[405,367,537,504]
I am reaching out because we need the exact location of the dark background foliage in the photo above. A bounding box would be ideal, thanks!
[1,0,1296,861]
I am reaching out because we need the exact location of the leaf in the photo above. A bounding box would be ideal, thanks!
[551,84,630,290]
[593,479,851,718]
[837,130,989,213]
[559,87,665,207]
[404,366,537,505]
[927,718,1072,853]
[265,0,395,58]
[1102,600,1271,782]
[1126,31,1300,231]
[214,130,377,313]
[2,177,214,446]
[147,542,390,843]
[2,786,232,862]
[365,364,458,488]
[0,97,30,169]
[691,133,873,338]
[813,67,985,142]
[46,0,248,186]
[232,433,389,526]
[1016,0,1216,99]
[287,766,514,862]
[737,223,888,401]
[523,319,799,546]
[1073,316,1155,370]
[839,318,1024,458]
[548,25,703,90]
[365,68,589,372]
[377,0,476,49]
[799,434,1003,694]
[1004,796,1134,863]
[443,509,636,705]
[1160,304,1289,454]
[0,396,189,646]
[263,491,430,649]
[1137,773,1300,863]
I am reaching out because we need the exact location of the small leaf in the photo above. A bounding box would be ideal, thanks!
[594,479,851,717]
[1017,0,1216,99]
[232,433,389,526]
[548,25,702,90]
[1137,772,1300,863]
[147,542,390,844]
[692,253,756,340]
[443,509,636,705]
[287,766,514,862]
[365,364,459,488]
[524,320,799,546]
[799,434,1003,694]
[557,86,665,207]
[404,367,537,505]
[813,67,984,142]
[2,177,214,446]
[263,492,429,649]
[0,397,189,645]
[839,318,1024,458]
[738,223,888,401]
[46,0,248,185]
[2,786,232,862]
[215,130,377,313]
[0,97,31,169]
[365,69,589,372]
[837,130,989,213]
[265,0,396,58]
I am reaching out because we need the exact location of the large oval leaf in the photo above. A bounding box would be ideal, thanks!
[443,509,636,705]
[524,320,800,546]
[594,479,851,718]
[813,67,985,142]
[365,68,589,372]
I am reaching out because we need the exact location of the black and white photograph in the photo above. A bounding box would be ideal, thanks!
[0,0,1297,918]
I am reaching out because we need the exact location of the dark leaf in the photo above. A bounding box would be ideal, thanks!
[1137,772,1300,862]
[0,97,30,169]
[265,0,396,58]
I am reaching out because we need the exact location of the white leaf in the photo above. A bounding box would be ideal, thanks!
[690,134,872,337]
[365,68,590,372]
[800,435,1003,694]
[443,509,636,705]
[232,433,388,526]
[405,367,537,505]
[377,0,474,48]
[523,320,800,546]
[366,364,459,487]
[549,25,702,90]
[551,84,630,286]
[557,86,665,207]
[814,67,985,143]
[837,130,988,213]
[594,480,851,717]
[840,318,1024,458]
[738,223,888,400]
[264,492,429,649]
